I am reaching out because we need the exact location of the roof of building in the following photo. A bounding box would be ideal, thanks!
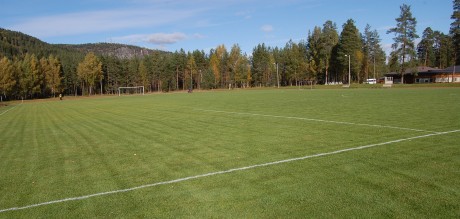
[443,65,460,72]
[385,65,460,76]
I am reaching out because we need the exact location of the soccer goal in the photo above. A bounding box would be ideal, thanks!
[118,86,145,96]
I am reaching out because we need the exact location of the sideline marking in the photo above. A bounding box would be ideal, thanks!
[1,129,459,213]
[196,109,437,133]
[0,104,20,116]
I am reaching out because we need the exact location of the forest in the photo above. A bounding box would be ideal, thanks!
[0,2,459,100]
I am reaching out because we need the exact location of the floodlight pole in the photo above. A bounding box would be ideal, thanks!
[187,64,193,91]
[345,55,351,86]
[452,53,456,83]
[373,55,376,79]
[273,62,280,88]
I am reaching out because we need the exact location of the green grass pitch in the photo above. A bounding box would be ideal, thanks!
[0,88,459,218]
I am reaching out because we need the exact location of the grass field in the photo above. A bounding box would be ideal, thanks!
[0,87,459,218]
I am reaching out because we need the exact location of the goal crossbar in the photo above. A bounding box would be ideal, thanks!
[118,86,145,96]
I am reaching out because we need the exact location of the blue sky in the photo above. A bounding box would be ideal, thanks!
[0,0,454,55]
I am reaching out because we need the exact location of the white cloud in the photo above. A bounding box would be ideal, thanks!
[261,25,274,33]
[9,8,200,38]
[111,32,205,45]
[192,33,206,39]
[147,33,187,44]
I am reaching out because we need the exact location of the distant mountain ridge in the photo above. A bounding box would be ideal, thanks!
[56,43,158,59]
[0,28,161,59]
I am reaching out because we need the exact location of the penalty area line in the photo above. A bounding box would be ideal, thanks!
[195,109,438,133]
[1,129,459,213]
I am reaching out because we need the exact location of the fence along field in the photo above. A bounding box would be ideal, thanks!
[0,88,459,217]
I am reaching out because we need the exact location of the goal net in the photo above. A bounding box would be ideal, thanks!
[118,86,145,96]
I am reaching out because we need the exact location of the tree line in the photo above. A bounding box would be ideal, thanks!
[1,2,459,100]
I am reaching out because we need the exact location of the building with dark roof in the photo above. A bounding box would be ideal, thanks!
[385,66,460,84]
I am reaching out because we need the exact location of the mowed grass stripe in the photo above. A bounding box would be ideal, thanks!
[0,95,408,206]
[185,89,460,132]
[0,129,458,214]
[76,96,418,173]
[52,102,140,193]
[0,88,459,217]
[0,105,28,206]
[0,104,45,205]
[194,108,436,133]
[12,98,230,194]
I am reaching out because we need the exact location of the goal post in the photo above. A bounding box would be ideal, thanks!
[118,86,145,96]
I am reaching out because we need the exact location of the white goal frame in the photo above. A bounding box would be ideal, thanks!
[118,86,145,96]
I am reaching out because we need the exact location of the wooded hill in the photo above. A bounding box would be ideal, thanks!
[0,28,159,59]
[0,28,172,100]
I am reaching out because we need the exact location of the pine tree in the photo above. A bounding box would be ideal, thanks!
[284,40,308,86]
[362,25,372,80]
[307,27,323,82]
[320,21,339,84]
[138,59,149,91]
[186,53,196,90]
[251,44,272,86]
[433,31,454,68]
[192,50,208,89]
[387,4,419,84]
[451,0,460,64]
[363,24,386,80]
[103,55,123,94]
[417,27,435,67]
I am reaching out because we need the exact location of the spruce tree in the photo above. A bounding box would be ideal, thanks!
[307,27,323,82]
[336,19,363,83]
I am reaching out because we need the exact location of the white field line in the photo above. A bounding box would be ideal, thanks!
[195,109,437,133]
[1,129,459,213]
[0,104,19,116]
